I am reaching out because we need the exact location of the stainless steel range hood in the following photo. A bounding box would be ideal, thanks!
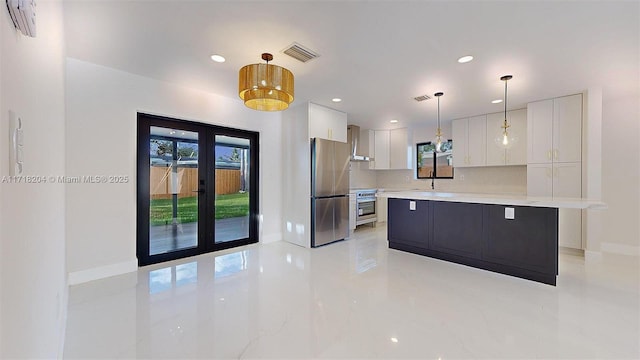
[347,125,372,161]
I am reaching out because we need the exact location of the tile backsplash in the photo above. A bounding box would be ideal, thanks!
[349,161,377,189]
[376,166,527,195]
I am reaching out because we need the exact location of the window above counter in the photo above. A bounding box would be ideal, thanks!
[416,140,454,179]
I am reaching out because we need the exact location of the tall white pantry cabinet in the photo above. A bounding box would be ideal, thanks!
[527,94,583,249]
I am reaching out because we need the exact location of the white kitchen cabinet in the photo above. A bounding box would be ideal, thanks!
[348,193,356,234]
[389,127,412,169]
[527,94,582,164]
[486,109,527,166]
[376,197,387,223]
[527,100,554,164]
[553,94,582,163]
[527,94,583,250]
[527,161,582,249]
[369,128,411,170]
[552,162,582,198]
[526,163,553,197]
[527,162,581,198]
[308,102,347,142]
[559,208,582,249]
[452,115,486,167]
[370,130,389,169]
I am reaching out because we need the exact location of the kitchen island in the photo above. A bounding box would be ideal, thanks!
[377,191,605,285]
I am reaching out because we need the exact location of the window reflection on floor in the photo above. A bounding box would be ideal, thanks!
[148,261,198,294]
[176,262,198,286]
[214,251,247,278]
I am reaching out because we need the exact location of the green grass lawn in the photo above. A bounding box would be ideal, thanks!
[150,192,249,225]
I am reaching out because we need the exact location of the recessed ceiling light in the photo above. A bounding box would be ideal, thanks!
[458,55,473,63]
[390,337,399,343]
[210,54,226,63]
[491,99,503,104]
[332,98,342,103]
[390,119,398,123]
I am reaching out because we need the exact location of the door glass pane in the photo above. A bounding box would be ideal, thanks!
[149,126,199,255]
[214,135,250,243]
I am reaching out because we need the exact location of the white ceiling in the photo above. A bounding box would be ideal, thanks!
[63,1,639,130]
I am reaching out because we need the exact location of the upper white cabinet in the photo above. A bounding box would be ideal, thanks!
[389,127,412,169]
[308,102,347,142]
[371,130,390,169]
[452,115,486,167]
[369,128,411,170]
[486,109,527,166]
[553,94,582,163]
[527,94,582,164]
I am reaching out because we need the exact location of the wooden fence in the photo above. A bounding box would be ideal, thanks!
[150,166,241,199]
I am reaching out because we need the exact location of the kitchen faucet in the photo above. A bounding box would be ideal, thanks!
[429,171,435,190]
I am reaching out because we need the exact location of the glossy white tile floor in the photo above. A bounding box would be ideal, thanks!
[64,226,640,359]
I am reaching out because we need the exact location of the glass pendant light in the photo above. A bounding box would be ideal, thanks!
[494,75,517,149]
[433,92,445,153]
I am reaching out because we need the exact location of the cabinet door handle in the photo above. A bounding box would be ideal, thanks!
[554,149,559,160]
[547,150,552,160]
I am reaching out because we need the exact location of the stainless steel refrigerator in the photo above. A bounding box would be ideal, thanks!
[311,138,350,247]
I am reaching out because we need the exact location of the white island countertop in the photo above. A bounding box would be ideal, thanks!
[376,190,607,210]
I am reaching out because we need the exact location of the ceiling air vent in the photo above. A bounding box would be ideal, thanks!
[414,94,432,102]
[282,42,320,63]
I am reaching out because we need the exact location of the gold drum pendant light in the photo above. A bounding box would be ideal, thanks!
[239,53,294,111]
[433,92,445,153]
[495,75,517,149]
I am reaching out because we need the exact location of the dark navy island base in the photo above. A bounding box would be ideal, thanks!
[387,198,559,286]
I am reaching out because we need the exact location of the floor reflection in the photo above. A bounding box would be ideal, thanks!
[64,225,640,359]
[148,261,198,294]
[214,251,247,278]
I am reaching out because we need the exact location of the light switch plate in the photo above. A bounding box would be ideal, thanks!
[505,207,515,220]
[409,201,416,211]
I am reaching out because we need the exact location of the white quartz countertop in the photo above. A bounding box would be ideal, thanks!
[376,190,607,210]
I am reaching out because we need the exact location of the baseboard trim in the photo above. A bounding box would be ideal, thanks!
[601,242,640,256]
[261,232,282,244]
[68,259,138,285]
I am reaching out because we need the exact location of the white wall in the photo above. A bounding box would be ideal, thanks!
[600,88,640,255]
[65,58,282,282]
[0,1,68,358]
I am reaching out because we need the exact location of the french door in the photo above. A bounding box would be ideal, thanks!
[137,113,259,266]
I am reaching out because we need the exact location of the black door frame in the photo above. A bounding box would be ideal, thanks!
[137,113,259,266]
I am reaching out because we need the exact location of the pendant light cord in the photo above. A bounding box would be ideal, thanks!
[437,96,441,129]
[504,78,508,125]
